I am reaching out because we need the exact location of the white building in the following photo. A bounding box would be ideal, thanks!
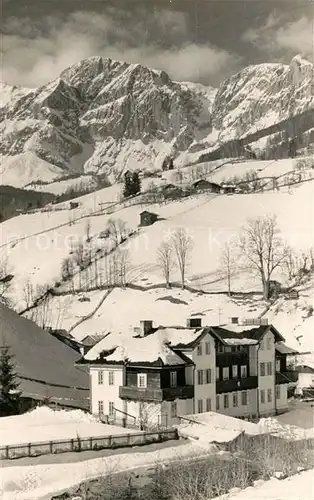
[78,318,298,428]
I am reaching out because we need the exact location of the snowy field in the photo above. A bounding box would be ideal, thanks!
[177,411,314,445]
[0,407,141,447]
[217,469,314,500]
[1,442,313,500]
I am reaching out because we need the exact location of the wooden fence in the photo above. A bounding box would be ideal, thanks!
[0,428,178,460]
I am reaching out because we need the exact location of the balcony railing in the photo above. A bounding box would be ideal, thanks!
[276,371,298,385]
[119,385,194,402]
[216,352,249,366]
[216,376,258,394]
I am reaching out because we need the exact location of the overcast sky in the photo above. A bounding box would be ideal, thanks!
[1,0,313,88]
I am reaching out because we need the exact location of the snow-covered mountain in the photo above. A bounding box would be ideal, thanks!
[0,55,313,187]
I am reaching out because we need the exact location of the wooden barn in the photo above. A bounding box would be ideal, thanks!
[191,179,221,193]
[139,211,159,227]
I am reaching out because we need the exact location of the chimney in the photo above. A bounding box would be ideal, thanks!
[186,317,202,328]
[139,320,153,337]
[230,317,239,324]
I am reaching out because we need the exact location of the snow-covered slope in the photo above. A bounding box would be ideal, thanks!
[1,158,312,354]
[0,55,313,187]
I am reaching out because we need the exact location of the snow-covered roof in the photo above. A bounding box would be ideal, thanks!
[83,327,193,366]
[104,335,188,365]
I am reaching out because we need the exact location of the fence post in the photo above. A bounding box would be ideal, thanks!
[108,435,112,448]
[28,443,31,457]
[50,441,53,454]
[71,439,74,452]
[90,437,93,450]
[5,446,9,459]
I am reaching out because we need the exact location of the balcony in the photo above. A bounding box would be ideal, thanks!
[276,371,298,385]
[216,376,258,394]
[119,385,194,402]
[216,352,249,367]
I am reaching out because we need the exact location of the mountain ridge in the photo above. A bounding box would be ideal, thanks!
[0,54,313,187]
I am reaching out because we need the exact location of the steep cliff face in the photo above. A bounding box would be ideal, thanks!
[0,55,313,187]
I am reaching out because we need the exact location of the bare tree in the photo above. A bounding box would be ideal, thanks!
[171,228,193,289]
[0,258,12,306]
[157,241,174,288]
[117,249,131,287]
[34,284,52,329]
[22,278,35,309]
[107,218,126,247]
[220,241,237,296]
[73,241,85,269]
[61,256,75,281]
[239,215,289,300]
[85,219,91,243]
[283,247,298,281]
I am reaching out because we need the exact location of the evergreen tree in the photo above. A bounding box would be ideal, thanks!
[162,158,168,171]
[0,345,21,416]
[131,171,141,195]
[288,138,297,158]
[168,158,174,170]
[123,171,133,198]
[123,171,141,198]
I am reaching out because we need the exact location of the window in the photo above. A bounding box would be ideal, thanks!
[137,373,147,388]
[223,367,229,380]
[198,399,203,413]
[276,359,281,372]
[197,343,203,356]
[225,346,232,353]
[108,371,114,385]
[216,367,220,380]
[276,386,281,400]
[205,341,211,355]
[266,337,272,350]
[206,368,212,384]
[260,363,266,377]
[98,371,103,385]
[217,343,224,353]
[240,365,247,378]
[260,389,265,404]
[267,389,272,403]
[170,371,177,387]
[224,394,229,409]
[260,339,264,350]
[108,402,115,417]
[206,398,211,412]
[233,392,238,407]
[171,402,177,418]
[98,400,104,414]
[197,370,204,385]
[232,365,238,378]
[241,391,248,406]
[216,395,220,410]
[267,362,273,376]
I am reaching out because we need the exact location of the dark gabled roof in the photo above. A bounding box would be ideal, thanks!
[192,179,221,188]
[207,325,285,344]
[295,365,314,374]
[140,210,158,217]
[276,343,299,355]
[0,303,89,408]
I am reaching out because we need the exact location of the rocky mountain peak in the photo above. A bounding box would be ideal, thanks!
[0,55,313,187]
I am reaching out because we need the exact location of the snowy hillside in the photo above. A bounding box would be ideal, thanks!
[1,157,313,355]
[0,55,313,187]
